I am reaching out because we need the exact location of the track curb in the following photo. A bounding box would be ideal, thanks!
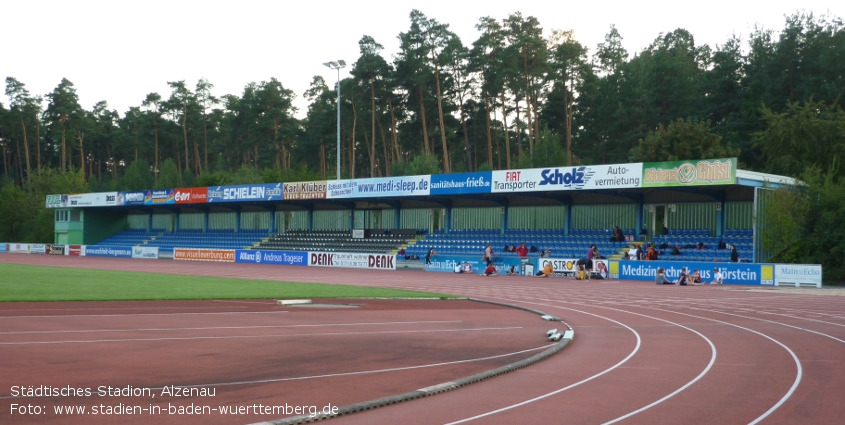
[250,298,574,425]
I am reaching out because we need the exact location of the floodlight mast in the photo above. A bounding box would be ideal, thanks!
[323,60,346,180]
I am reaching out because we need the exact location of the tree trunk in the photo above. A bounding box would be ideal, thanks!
[378,117,390,177]
[493,107,502,170]
[203,117,209,172]
[153,116,159,181]
[525,90,535,159]
[181,106,189,172]
[515,100,523,161]
[35,120,41,170]
[500,93,511,169]
[432,58,450,173]
[459,101,472,172]
[194,139,202,175]
[350,95,358,178]
[77,132,85,179]
[388,97,400,162]
[418,85,430,154]
[484,95,493,167]
[20,118,31,181]
[370,77,377,177]
[564,80,573,166]
[319,144,326,179]
[61,112,67,172]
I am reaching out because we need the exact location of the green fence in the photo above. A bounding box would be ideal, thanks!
[241,212,271,230]
[208,212,236,230]
[127,215,148,230]
[151,213,175,231]
[314,210,349,230]
[667,203,718,233]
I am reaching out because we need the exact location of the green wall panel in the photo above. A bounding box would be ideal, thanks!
[127,215,149,230]
[241,212,271,230]
[508,206,567,230]
[152,213,175,232]
[451,207,500,230]
[179,213,204,230]
[726,202,753,230]
[667,203,717,233]
[572,205,636,230]
[208,212,236,230]
[314,210,349,230]
[400,209,432,231]
[83,209,128,244]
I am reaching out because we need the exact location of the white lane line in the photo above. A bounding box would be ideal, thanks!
[445,305,642,425]
[0,311,288,319]
[0,344,554,399]
[0,326,522,346]
[0,320,462,335]
[554,296,804,425]
[490,296,718,425]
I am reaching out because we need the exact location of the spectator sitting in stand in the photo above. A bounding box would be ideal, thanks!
[637,245,646,260]
[503,244,510,253]
[697,242,707,250]
[661,225,669,235]
[646,246,659,261]
[610,226,625,242]
[623,252,631,260]
[671,246,682,256]
[529,245,539,253]
[718,239,727,250]
[480,264,498,277]
[730,245,739,263]
[628,244,638,260]
[515,242,529,258]
[509,244,517,252]
[534,262,554,278]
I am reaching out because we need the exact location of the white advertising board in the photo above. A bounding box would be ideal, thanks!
[491,163,642,193]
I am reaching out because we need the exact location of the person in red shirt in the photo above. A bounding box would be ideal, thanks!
[480,264,498,276]
[515,242,529,258]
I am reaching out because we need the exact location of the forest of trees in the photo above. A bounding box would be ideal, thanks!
[1,11,844,279]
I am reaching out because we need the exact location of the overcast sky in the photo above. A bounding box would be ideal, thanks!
[2,1,841,118]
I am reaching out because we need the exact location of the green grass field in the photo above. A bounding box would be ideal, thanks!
[0,264,452,302]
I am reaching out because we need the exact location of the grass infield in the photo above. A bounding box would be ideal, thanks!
[0,264,452,302]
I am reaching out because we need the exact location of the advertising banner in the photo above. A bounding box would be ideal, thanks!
[49,245,66,255]
[0,243,6,253]
[773,264,822,287]
[308,251,396,270]
[67,245,83,256]
[46,194,63,208]
[283,181,327,200]
[537,258,610,279]
[327,175,430,199]
[131,246,159,259]
[491,163,642,193]
[7,243,29,253]
[173,248,235,262]
[642,158,736,187]
[118,191,146,206]
[430,172,493,195]
[64,192,119,207]
[424,255,528,275]
[28,244,47,254]
[144,189,175,205]
[613,260,769,285]
[234,249,308,266]
[84,246,133,258]
[174,187,209,204]
[207,184,284,203]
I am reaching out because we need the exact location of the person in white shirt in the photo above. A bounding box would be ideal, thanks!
[628,245,638,260]
[454,264,463,273]
[711,268,724,285]
[463,262,472,273]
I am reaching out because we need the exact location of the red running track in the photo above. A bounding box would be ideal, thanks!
[3,255,845,425]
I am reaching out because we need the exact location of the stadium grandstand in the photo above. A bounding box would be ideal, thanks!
[43,158,792,266]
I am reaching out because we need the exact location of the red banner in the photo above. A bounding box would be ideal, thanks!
[174,187,208,204]
[68,245,83,256]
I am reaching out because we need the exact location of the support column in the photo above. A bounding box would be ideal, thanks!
[500,199,510,235]
[565,199,572,236]
[173,211,179,232]
[394,207,401,230]
[635,196,644,239]
[148,212,153,232]
[269,209,276,235]
[234,208,241,233]
[716,197,726,237]
[445,205,452,233]
[308,208,314,232]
